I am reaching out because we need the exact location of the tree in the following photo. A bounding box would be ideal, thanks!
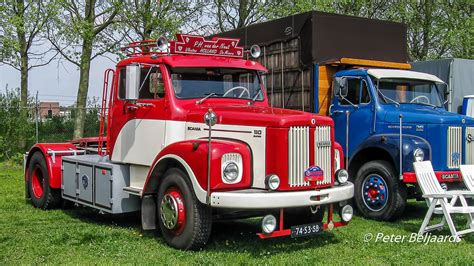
[0,0,58,107]
[48,0,123,139]
[120,0,204,41]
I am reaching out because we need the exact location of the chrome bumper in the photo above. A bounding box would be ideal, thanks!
[210,182,354,209]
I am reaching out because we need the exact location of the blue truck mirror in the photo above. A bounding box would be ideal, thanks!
[335,77,348,97]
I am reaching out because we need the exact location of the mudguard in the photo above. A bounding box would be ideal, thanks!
[350,134,431,174]
[142,139,252,203]
[25,143,79,189]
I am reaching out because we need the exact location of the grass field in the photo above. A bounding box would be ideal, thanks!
[0,163,472,264]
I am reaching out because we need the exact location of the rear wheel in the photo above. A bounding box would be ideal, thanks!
[354,160,407,221]
[157,168,212,250]
[27,152,61,209]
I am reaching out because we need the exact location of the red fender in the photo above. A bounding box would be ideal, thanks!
[143,139,252,195]
[334,142,345,169]
[25,143,79,189]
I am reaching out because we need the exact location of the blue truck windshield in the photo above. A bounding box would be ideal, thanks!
[170,67,264,101]
[373,77,443,107]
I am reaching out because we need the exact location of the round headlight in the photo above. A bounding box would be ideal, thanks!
[335,169,349,184]
[266,174,280,190]
[340,205,353,222]
[223,162,239,183]
[250,44,261,58]
[261,214,277,234]
[414,148,425,162]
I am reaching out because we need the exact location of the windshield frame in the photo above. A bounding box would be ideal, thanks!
[370,75,445,108]
[168,66,266,102]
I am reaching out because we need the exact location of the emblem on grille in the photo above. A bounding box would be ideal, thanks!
[451,152,460,166]
[317,141,331,147]
[304,166,324,182]
[467,133,473,143]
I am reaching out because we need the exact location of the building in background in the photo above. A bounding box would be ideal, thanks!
[38,102,60,119]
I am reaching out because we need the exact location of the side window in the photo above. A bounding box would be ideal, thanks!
[340,78,361,105]
[139,66,165,99]
[117,65,165,100]
[360,80,370,104]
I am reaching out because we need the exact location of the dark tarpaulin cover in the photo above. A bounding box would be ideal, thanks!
[214,11,408,66]
[411,58,474,113]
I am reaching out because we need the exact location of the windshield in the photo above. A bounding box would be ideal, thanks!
[170,67,264,101]
[372,77,444,107]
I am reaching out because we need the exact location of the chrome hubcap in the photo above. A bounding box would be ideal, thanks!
[160,194,179,229]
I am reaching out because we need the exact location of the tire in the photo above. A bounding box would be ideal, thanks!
[27,152,62,209]
[157,168,212,250]
[354,160,407,221]
[284,205,325,228]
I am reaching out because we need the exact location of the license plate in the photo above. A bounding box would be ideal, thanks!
[290,222,323,238]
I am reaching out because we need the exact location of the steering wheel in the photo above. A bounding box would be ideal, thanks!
[223,86,250,98]
[410,95,430,104]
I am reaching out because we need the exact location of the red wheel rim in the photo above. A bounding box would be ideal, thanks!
[160,187,186,235]
[31,165,45,199]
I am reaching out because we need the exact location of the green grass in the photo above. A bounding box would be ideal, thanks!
[1,163,472,264]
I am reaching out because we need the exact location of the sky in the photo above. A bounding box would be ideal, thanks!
[0,54,116,106]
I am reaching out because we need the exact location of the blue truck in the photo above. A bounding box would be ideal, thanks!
[216,11,474,220]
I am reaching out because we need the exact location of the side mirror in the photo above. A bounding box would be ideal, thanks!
[125,64,140,100]
[335,77,348,97]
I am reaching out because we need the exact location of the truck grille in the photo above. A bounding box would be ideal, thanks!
[466,127,474,164]
[447,126,463,168]
[288,127,310,187]
[314,126,332,185]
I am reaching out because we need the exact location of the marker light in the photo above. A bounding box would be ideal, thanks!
[250,45,261,58]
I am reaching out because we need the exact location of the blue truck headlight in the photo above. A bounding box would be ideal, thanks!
[413,148,425,162]
[221,153,242,184]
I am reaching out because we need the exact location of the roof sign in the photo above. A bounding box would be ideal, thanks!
[170,34,243,58]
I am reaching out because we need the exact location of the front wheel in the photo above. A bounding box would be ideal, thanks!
[354,160,407,221]
[157,168,212,250]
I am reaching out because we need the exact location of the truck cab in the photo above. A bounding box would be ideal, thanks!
[24,34,354,250]
[329,68,474,220]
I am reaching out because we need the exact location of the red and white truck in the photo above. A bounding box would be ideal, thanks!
[24,34,354,250]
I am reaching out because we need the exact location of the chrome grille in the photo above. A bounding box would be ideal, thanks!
[314,126,332,185]
[466,127,474,164]
[288,127,310,187]
[447,126,462,168]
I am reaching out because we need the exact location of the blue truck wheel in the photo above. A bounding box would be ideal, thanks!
[354,160,407,221]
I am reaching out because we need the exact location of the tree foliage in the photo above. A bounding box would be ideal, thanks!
[0,0,58,106]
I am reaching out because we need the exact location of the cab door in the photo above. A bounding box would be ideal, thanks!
[330,76,373,158]
[110,64,170,166]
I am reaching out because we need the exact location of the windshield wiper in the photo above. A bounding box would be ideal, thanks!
[403,102,438,108]
[196,93,217,105]
[250,87,263,104]
[377,89,400,106]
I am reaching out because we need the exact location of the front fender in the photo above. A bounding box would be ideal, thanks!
[142,139,252,202]
[350,134,431,174]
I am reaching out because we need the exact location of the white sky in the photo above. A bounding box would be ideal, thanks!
[0,55,116,106]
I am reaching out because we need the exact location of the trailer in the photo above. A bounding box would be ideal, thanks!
[411,58,474,114]
[216,11,474,221]
[24,34,354,250]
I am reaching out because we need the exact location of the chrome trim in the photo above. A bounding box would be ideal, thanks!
[466,127,474,164]
[447,126,462,169]
[210,183,354,209]
[315,126,332,185]
[288,126,310,187]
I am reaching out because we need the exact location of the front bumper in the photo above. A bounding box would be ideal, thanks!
[403,171,462,183]
[210,182,354,209]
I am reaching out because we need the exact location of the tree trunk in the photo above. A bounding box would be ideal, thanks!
[16,0,28,107]
[73,38,93,139]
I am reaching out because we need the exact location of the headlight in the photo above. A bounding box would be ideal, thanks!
[221,153,242,184]
[340,205,353,222]
[261,214,277,234]
[413,148,425,162]
[335,169,349,184]
[266,174,280,190]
